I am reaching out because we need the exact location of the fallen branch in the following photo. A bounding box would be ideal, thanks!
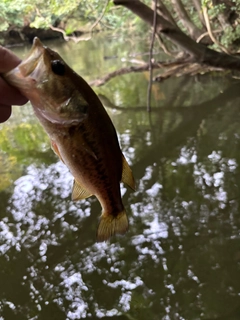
[154,62,223,81]
[89,62,159,87]
[89,58,225,87]
[89,60,188,87]
[154,63,191,81]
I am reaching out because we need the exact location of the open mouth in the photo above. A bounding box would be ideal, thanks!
[18,37,46,77]
[2,37,47,92]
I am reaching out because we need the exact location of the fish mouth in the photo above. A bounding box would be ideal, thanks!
[18,37,45,77]
[4,37,86,125]
[3,37,47,91]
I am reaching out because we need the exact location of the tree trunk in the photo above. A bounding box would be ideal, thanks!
[170,0,203,40]
[113,0,240,71]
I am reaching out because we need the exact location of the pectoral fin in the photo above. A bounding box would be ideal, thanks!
[121,154,135,190]
[72,179,92,201]
[51,140,65,163]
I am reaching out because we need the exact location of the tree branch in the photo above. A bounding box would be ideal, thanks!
[202,5,231,54]
[89,62,161,87]
[113,0,207,58]
[156,0,178,27]
[89,0,110,33]
[89,60,188,87]
[170,0,203,40]
[147,0,157,112]
[113,0,240,71]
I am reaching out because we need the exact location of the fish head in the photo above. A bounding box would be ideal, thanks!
[4,37,88,125]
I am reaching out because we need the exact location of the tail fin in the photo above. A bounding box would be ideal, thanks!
[97,210,129,242]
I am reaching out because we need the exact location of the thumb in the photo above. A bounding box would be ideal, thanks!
[0,45,21,73]
[0,104,12,123]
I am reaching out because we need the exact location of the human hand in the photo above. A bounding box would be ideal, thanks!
[0,46,28,123]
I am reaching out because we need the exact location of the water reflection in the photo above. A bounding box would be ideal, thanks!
[1,34,240,319]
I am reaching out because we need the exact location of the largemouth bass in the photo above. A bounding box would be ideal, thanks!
[2,37,135,242]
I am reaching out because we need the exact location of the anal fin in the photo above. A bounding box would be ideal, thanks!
[121,154,135,191]
[72,179,92,201]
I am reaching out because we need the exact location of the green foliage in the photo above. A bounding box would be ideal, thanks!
[208,3,226,18]
[0,0,151,36]
[1,0,240,54]
[220,25,240,47]
[0,0,30,31]
[30,15,52,29]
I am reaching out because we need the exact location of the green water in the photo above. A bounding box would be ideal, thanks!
[1,33,240,320]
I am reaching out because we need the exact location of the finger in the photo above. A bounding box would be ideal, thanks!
[0,46,21,72]
[0,77,28,106]
[0,104,12,123]
[0,47,28,106]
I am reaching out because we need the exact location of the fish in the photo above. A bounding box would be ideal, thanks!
[2,37,135,242]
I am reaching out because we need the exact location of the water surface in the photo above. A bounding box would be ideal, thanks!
[1,33,240,320]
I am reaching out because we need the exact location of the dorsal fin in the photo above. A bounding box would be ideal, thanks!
[72,179,92,201]
[121,154,135,191]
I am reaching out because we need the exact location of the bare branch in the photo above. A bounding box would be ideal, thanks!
[89,60,187,87]
[154,62,223,81]
[154,0,177,55]
[155,33,175,56]
[90,0,110,33]
[147,0,157,112]
[202,6,231,54]
[196,29,221,43]
[48,25,70,41]
[170,0,203,40]
[90,62,161,87]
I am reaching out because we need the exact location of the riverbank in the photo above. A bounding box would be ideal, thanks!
[0,26,69,47]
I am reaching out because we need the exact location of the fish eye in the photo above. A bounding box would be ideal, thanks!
[51,60,65,76]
